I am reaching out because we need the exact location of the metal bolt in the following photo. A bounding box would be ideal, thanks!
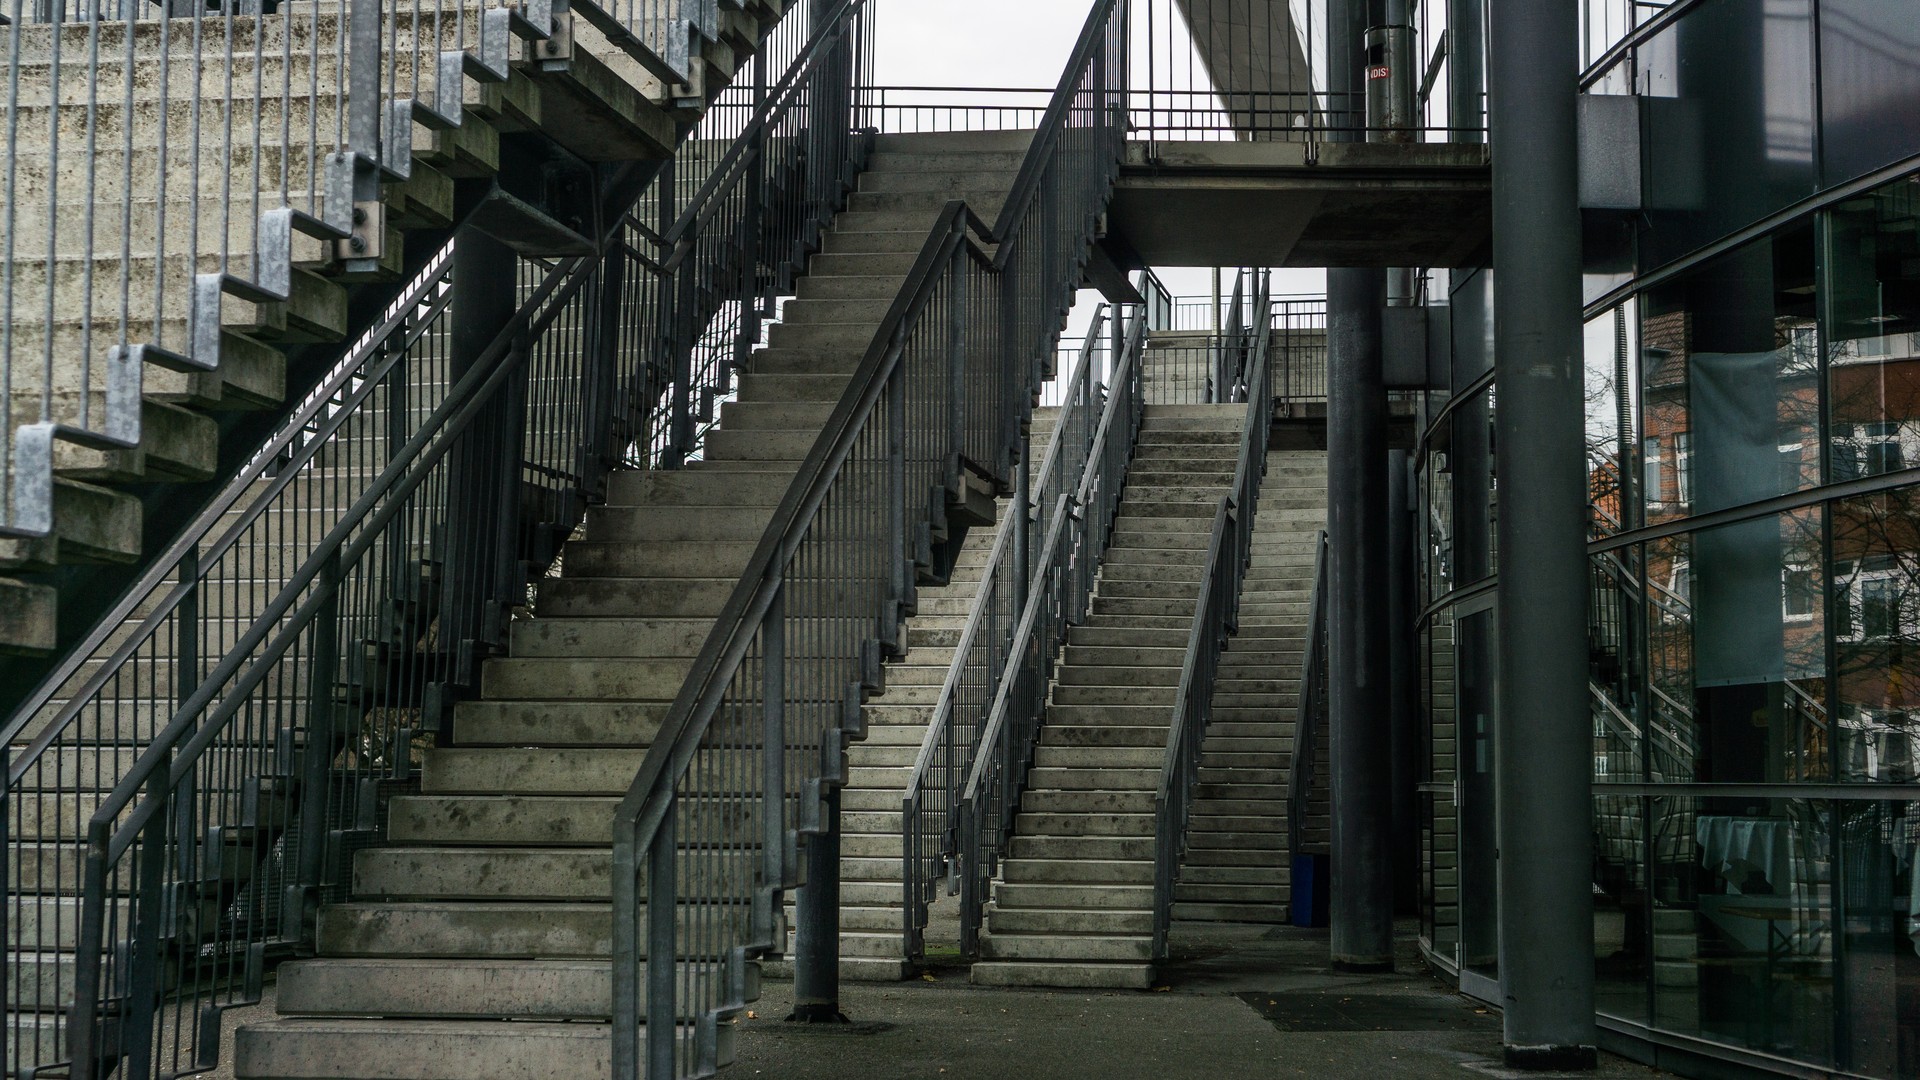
[352,207,367,226]
[349,235,367,253]
[545,38,559,54]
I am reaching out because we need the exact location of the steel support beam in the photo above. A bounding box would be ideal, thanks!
[1488,0,1596,1067]
[788,788,848,1023]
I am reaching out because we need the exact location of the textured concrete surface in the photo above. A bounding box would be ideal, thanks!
[737,923,1671,1080]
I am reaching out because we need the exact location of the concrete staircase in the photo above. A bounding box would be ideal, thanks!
[228,130,1029,1079]
[783,413,1056,981]
[971,404,1242,990]
[0,16,790,1065]
[1172,450,1325,924]
[0,1,779,654]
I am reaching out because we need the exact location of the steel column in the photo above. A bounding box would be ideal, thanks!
[1326,0,1395,974]
[1488,0,1596,1066]
[1326,267,1394,971]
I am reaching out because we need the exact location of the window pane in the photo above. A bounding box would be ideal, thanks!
[1818,1,1920,185]
[1822,174,1920,485]
[1640,225,1819,530]
[1644,508,1829,783]
[1830,798,1920,1077]
[1832,484,1920,783]
[1636,0,1816,268]
[1642,795,1836,1067]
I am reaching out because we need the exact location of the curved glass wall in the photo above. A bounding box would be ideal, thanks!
[1418,4,1920,1070]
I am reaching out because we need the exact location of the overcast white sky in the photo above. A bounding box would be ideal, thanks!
[871,0,1325,330]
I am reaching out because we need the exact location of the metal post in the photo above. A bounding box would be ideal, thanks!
[1326,267,1394,971]
[1386,450,1420,915]
[788,787,847,1023]
[1447,0,1485,141]
[1326,0,1395,974]
[440,229,520,682]
[1488,0,1596,1067]
[1012,430,1032,614]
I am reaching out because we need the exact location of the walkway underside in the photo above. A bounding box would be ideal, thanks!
[1108,141,1490,268]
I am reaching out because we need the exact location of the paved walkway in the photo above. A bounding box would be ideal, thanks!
[733,923,1670,1080]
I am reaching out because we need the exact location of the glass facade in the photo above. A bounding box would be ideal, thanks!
[1416,4,1920,1074]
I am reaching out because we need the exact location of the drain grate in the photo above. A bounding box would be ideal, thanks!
[1237,990,1494,1033]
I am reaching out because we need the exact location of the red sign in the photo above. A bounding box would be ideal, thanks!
[1367,65,1391,80]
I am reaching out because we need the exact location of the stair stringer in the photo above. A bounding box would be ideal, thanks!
[0,0,785,654]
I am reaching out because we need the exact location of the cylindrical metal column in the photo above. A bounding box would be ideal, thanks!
[1326,267,1394,971]
[1447,0,1485,141]
[1325,0,1396,975]
[1488,0,1596,1067]
[788,788,848,1023]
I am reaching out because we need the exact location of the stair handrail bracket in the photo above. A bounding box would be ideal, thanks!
[1151,269,1275,960]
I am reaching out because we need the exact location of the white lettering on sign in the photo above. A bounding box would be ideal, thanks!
[1367,65,1391,80]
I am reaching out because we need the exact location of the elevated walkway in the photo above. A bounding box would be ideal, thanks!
[1108,140,1490,268]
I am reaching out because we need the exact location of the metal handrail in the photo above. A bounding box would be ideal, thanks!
[950,310,1142,955]
[1287,530,1330,860]
[906,303,1147,959]
[612,2,1128,1071]
[1150,268,1273,958]
[987,0,1121,244]
[899,305,1108,956]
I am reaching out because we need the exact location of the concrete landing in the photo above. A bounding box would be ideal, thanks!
[1109,140,1491,268]
[740,923,1669,1080]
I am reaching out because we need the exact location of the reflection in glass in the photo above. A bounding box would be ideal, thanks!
[1823,175,1920,488]
[1642,510,1829,784]
[1832,486,1920,783]
[1425,414,1455,604]
[1594,792,1651,1025]
[1587,300,1641,537]
[1643,796,1836,1066]
[1831,799,1920,1076]
[1637,0,1815,269]
[1640,225,1818,530]
[1818,3,1920,185]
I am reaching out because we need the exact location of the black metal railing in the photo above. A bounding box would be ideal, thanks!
[1149,267,1274,958]
[610,2,1130,1076]
[1139,270,1259,406]
[1128,0,1487,148]
[1286,529,1330,861]
[2,2,859,1074]
[903,302,1146,959]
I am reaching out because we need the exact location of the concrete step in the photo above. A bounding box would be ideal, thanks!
[1172,901,1289,924]
[1023,766,1160,791]
[970,960,1153,989]
[353,848,628,901]
[979,932,1152,963]
[233,1018,650,1080]
[451,701,668,747]
[1001,858,1152,885]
